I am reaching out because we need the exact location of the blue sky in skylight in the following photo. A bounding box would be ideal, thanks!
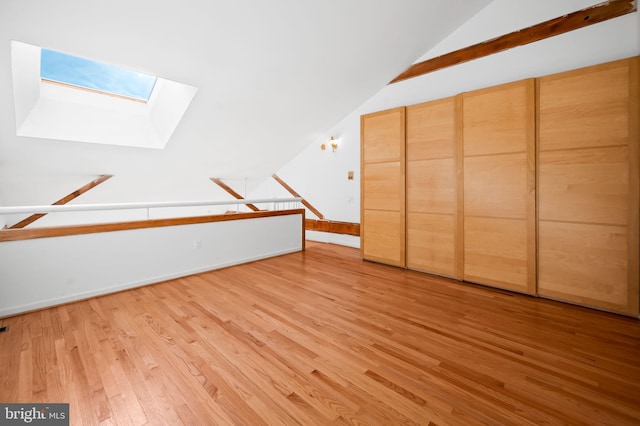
[41,49,157,101]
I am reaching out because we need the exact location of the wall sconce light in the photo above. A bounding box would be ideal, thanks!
[329,136,338,152]
[321,136,338,152]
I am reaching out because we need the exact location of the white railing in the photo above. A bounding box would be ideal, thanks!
[0,197,303,215]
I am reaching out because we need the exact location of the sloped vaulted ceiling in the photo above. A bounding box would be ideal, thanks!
[0,0,491,204]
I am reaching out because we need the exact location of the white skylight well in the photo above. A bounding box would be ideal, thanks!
[11,41,197,149]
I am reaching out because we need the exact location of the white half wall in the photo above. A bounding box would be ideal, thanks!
[0,212,303,318]
[254,0,639,249]
[306,231,360,249]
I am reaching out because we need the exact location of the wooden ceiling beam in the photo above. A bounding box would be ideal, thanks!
[272,174,325,220]
[8,174,113,229]
[209,178,260,212]
[390,0,637,84]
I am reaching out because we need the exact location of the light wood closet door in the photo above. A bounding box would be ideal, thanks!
[462,79,536,294]
[406,97,461,278]
[361,107,406,267]
[538,57,639,316]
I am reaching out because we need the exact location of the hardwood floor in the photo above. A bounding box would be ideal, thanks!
[1,242,639,425]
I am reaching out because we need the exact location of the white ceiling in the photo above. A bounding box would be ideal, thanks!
[0,0,491,203]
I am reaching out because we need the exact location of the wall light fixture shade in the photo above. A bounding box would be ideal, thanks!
[329,136,338,152]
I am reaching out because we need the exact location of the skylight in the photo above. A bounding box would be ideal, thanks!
[41,48,157,102]
[12,41,198,150]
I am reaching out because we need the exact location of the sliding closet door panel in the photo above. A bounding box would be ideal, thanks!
[538,57,639,316]
[462,79,536,294]
[463,84,529,156]
[538,63,629,151]
[362,110,404,163]
[407,213,455,277]
[363,162,403,212]
[539,221,628,307]
[407,158,455,214]
[464,217,528,289]
[406,97,459,278]
[539,146,629,225]
[361,107,406,267]
[363,210,404,266]
[464,153,528,219]
[407,99,456,160]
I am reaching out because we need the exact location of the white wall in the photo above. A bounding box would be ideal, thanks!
[0,196,5,229]
[250,158,361,248]
[0,212,303,317]
[252,0,639,248]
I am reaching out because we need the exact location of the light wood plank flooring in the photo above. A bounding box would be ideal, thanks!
[1,242,639,425]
